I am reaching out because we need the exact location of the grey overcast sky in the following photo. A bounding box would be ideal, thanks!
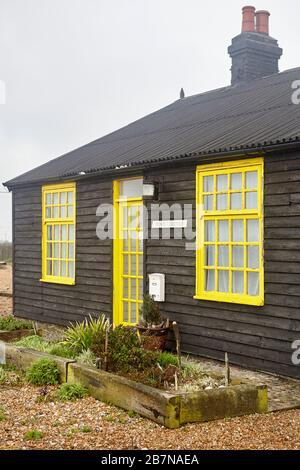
[0,0,299,241]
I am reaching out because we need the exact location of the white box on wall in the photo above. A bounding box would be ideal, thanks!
[149,273,165,302]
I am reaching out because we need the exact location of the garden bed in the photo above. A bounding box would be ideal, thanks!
[1,341,268,429]
[0,316,34,342]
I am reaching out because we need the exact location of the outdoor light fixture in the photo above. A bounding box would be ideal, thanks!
[143,183,156,198]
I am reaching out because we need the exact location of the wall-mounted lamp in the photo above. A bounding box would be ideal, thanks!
[143,183,156,198]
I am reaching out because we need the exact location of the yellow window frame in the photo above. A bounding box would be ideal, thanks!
[41,182,76,286]
[195,158,264,306]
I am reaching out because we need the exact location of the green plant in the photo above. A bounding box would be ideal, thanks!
[80,425,92,433]
[55,383,88,401]
[0,367,7,385]
[15,335,49,352]
[26,359,60,386]
[127,410,137,418]
[46,343,75,359]
[139,295,162,327]
[76,349,97,367]
[24,430,43,441]
[157,352,179,369]
[0,316,32,332]
[63,314,109,354]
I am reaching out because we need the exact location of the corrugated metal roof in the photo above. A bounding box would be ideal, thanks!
[5,67,300,187]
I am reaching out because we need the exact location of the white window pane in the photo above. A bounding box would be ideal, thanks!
[131,303,137,324]
[232,246,244,268]
[130,237,137,253]
[218,246,229,267]
[120,179,143,198]
[53,243,59,258]
[67,191,74,203]
[47,226,53,240]
[62,225,67,241]
[53,193,59,204]
[123,302,129,323]
[47,243,52,258]
[69,244,75,260]
[248,272,259,296]
[53,261,59,276]
[205,270,215,292]
[246,171,258,189]
[131,255,137,275]
[123,255,129,275]
[218,271,229,293]
[123,278,129,298]
[232,220,244,242]
[217,175,228,192]
[54,225,60,241]
[131,279,137,300]
[231,173,242,190]
[68,262,75,278]
[233,271,244,294]
[60,192,67,204]
[67,206,74,218]
[138,256,143,276]
[205,221,215,242]
[247,220,259,242]
[205,246,215,266]
[46,194,51,205]
[218,220,229,242]
[247,246,259,269]
[204,195,214,211]
[204,176,214,192]
[60,206,67,218]
[123,237,129,252]
[231,193,242,210]
[53,206,59,218]
[246,192,258,209]
[217,194,227,211]
[61,243,67,259]
[46,207,51,219]
[61,261,67,277]
[69,225,75,241]
[138,282,143,300]
[47,261,52,276]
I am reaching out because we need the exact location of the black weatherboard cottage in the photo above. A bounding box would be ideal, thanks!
[4,7,300,379]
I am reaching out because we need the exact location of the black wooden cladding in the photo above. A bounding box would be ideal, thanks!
[13,179,113,326]
[12,151,300,378]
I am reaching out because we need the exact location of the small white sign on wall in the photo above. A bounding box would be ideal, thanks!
[152,220,188,229]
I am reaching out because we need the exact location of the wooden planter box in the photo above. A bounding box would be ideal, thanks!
[0,329,34,343]
[2,343,268,428]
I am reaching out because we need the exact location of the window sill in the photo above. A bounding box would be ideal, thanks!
[194,294,264,307]
[40,278,76,286]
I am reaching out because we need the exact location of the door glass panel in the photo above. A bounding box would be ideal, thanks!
[218,220,229,242]
[205,221,215,242]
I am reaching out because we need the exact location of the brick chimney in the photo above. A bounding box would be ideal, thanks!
[228,6,283,85]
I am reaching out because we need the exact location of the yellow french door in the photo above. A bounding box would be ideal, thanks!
[113,178,144,325]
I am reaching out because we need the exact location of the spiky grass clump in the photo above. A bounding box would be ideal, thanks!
[26,359,60,386]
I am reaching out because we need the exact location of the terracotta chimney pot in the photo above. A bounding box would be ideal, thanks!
[256,10,270,35]
[242,6,256,33]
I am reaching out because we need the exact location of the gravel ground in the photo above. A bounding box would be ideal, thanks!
[0,265,12,316]
[0,384,300,450]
